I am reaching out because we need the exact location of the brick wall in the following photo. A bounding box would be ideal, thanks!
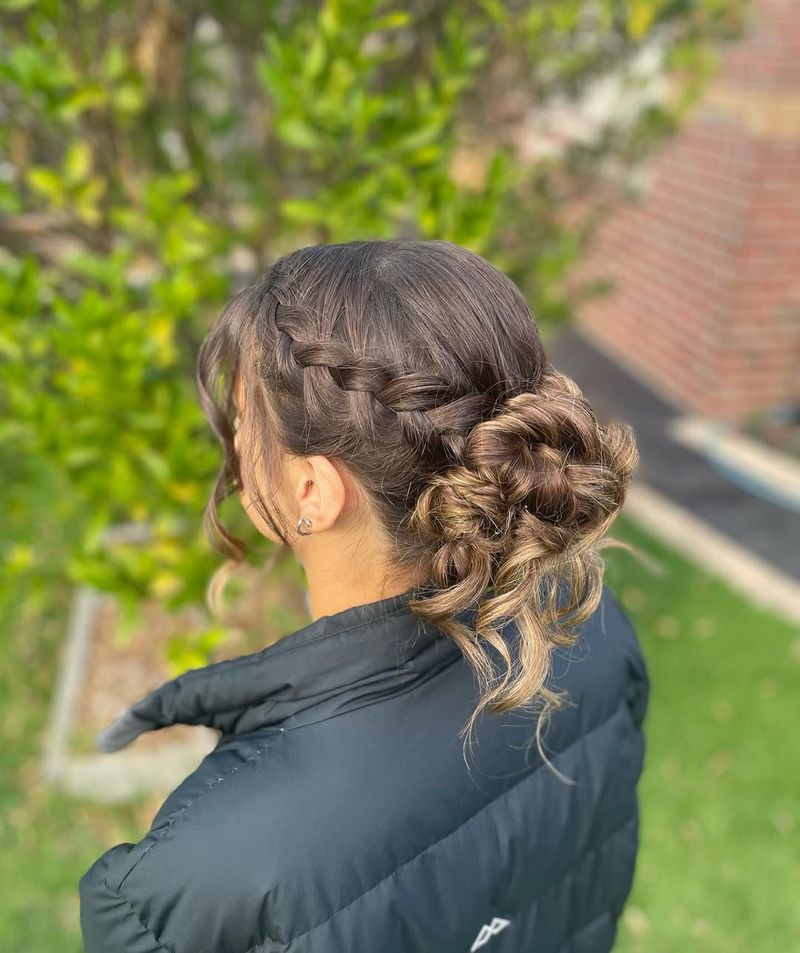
[577,0,800,420]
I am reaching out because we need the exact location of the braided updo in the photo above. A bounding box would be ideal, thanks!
[197,239,638,756]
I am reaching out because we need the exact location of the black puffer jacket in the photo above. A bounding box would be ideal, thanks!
[79,583,649,953]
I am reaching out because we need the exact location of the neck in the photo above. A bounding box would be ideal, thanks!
[302,559,428,622]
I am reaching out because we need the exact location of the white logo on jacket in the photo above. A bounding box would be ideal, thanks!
[470,916,511,951]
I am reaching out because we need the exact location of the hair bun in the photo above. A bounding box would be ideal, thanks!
[409,369,638,577]
[467,370,638,543]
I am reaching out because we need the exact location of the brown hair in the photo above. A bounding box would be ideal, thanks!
[196,239,638,766]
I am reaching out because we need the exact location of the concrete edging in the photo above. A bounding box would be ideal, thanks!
[669,415,800,513]
[623,482,800,627]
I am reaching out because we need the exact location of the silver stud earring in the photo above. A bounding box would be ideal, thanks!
[296,515,314,536]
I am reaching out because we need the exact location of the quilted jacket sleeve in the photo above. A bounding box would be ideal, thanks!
[79,844,168,953]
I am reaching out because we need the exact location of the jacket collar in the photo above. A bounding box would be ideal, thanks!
[96,581,472,752]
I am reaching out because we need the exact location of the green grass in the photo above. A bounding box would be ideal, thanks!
[1,465,798,950]
[605,520,800,953]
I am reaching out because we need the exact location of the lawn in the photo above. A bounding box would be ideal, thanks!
[1,469,797,950]
[606,521,800,953]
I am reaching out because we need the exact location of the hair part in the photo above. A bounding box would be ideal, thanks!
[196,239,638,772]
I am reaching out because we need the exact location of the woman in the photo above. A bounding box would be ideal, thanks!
[79,239,650,953]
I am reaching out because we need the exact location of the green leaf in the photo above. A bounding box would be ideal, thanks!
[280,197,324,222]
[627,0,658,38]
[275,117,321,150]
[304,33,327,81]
[26,167,64,204]
[0,0,35,9]
[59,84,108,119]
[373,11,411,30]
[102,43,128,81]
[65,140,92,183]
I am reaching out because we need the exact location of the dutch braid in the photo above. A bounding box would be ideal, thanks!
[263,282,501,467]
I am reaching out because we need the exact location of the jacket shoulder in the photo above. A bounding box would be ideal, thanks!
[79,733,282,953]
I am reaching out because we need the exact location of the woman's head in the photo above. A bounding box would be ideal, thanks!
[197,239,638,753]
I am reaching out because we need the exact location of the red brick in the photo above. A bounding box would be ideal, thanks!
[576,0,800,421]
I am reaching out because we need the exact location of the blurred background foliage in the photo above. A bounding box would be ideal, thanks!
[0,0,743,657]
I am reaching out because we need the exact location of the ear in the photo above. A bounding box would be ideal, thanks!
[290,455,348,532]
